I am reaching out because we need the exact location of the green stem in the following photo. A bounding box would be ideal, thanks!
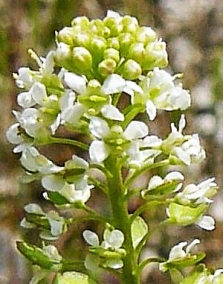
[49,137,89,150]
[104,155,140,284]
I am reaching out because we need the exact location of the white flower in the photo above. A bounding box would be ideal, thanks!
[83,227,125,269]
[162,115,206,165]
[89,117,148,163]
[177,177,217,205]
[132,68,191,120]
[63,72,124,121]
[13,67,34,89]
[159,239,200,272]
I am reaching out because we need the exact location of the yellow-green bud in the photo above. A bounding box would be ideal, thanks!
[104,48,120,63]
[98,59,117,77]
[110,23,123,37]
[89,37,106,64]
[57,27,76,46]
[103,16,119,29]
[107,37,120,50]
[122,15,139,33]
[136,27,156,45]
[122,59,142,80]
[54,43,74,71]
[119,33,134,57]
[72,32,90,48]
[71,16,90,28]
[143,41,168,70]
[72,47,92,74]
[89,19,104,36]
[128,42,145,64]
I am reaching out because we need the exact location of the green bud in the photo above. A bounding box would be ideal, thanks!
[122,15,139,33]
[54,43,74,71]
[110,23,123,37]
[136,26,156,45]
[72,32,90,48]
[98,58,117,77]
[119,33,134,57]
[107,37,120,50]
[72,47,92,74]
[71,16,90,28]
[128,42,145,64]
[89,37,106,64]
[122,59,142,80]
[57,27,76,46]
[89,19,104,36]
[143,41,168,70]
[104,48,120,63]
[103,16,119,29]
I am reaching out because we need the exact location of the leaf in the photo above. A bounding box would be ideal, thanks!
[131,216,148,249]
[17,241,61,271]
[54,271,97,284]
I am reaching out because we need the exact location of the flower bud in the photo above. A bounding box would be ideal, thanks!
[71,16,90,28]
[122,59,142,80]
[110,23,123,37]
[89,37,106,64]
[98,59,117,77]
[54,42,74,71]
[72,47,92,74]
[104,48,120,63]
[72,32,90,48]
[57,27,76,46]
[136,26,156,45]
[128,42,145,64]
[103,16,119,29]
[122,15,139,33]
[119,33,134,57]
[143,41,168,70]
[107,37,120,50]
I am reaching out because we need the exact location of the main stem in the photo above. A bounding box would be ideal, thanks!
[104,155,140,284]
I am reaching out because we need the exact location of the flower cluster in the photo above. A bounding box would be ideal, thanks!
[6,9,220,284]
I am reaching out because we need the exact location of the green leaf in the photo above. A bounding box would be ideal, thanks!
[17,241,61,271]
[131,216,148,249]
[54,271,98,284]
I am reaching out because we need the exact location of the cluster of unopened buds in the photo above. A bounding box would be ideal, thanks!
[7,10,222,284]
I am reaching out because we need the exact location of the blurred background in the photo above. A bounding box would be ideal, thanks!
[1,0,222,283]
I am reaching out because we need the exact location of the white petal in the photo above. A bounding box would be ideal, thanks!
[61,104,85,124]
[186,239,200,254]
[31,82,48,105]
[146,100,157,120]
[196,215,215,230]
[107,230,124,249]
[106,10,121,19]
[83,230,99,246]
[124,121,148,140]
[24,203,44,215]
[124,81,143,96]
[148,176,163,190]
[17,91,35,108]
[101,104,124,121]
[41,175,64,191]
[64,72,87,94]
[165,171,184,181]
[89,141,109,163]
[169,242,187,261]
[89,117,110,138]
[6,123,24,144]
[101,74,125,95]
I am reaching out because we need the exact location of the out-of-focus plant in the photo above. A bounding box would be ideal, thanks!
[7,10,223,284]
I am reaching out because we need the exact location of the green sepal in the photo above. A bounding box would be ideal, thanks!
[17,241,62,271]
[142,180,180,200]
[46,191,69,205]
[167,203,207,226]
[26,213,51,230]
[164,252,206,271]
[41,74,64,96]
[53,271,98,284]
